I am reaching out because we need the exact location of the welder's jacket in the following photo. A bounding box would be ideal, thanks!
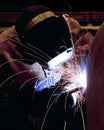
[0,18,93,129]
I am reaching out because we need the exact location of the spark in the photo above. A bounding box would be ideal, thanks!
[63,58,87,105]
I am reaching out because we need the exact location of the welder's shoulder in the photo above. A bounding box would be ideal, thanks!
[0,26,19,43]
[0,26,22,58]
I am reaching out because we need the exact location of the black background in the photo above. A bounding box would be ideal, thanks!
[0,0,103,12]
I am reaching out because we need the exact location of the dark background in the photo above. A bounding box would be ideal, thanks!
[0,0,103,12]
[0,0,104,35]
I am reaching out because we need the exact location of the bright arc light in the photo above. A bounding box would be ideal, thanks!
[79,67,87,90]
[65,65,87,91]
[64,64,87,106]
